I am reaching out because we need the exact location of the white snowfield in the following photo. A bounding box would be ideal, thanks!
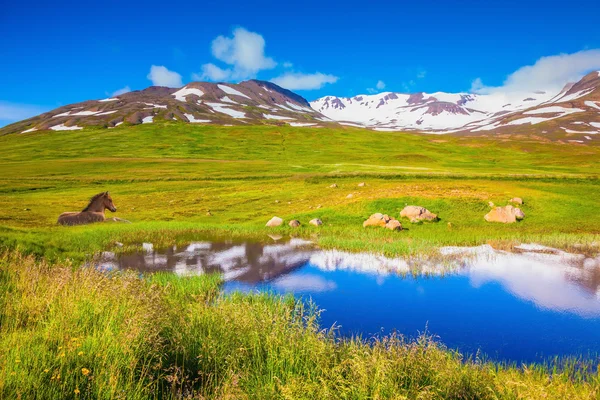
[50,124,82,131]
[205,102,247,119]
[172,87,205,102]
[311,76,599,133]
[585,101,600,111]
[561,127,598,134]
[184,114,211,123]
[220,96,238,104]
[142,116,153,124]
[590,122,600,128]
[288,122,317,127]
[98,98,119,102]
[310,90,556,131]
[53,110,106,117]
[217,84,250,99]
[21,128,37,133]
[555,88,595,103]
[285,101,313,113]
[523,106,584,115]
[263,114,293,120]
[143,103,167,109]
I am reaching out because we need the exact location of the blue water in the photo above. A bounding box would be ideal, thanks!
[227,264,600,363]
[100,240,600,364]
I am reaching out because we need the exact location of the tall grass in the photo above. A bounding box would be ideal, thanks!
[1,252,599,399]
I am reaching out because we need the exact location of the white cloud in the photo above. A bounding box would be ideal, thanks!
[417,69,427,79]
[0,101,48,124]
[112,86,131,96]
[471,49,600,94]
[196,27,276,81]
[192,63,231,81]
[376,80,386,90]
[147,65,182,88]
[283,62,293,68]
[270,72,338,90]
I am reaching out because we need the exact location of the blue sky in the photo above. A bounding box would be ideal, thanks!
[1,0,600,126]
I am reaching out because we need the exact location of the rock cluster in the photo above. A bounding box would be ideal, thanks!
[484,205,525,223]
[400,206,438,223]
[266,216,323,228]
[363,213,403,231]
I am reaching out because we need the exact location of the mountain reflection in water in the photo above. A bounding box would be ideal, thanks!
[99,239,600,363]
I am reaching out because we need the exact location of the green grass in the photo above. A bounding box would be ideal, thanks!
[1,253,599,399]
[1,124,600,398]
[0,123,599,261]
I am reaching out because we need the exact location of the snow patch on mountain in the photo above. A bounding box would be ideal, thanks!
[173,87,204,102]
[585,101,600,111]
[206,102,247,119]
[218,84,250,99]
[263,114,294,120]
[289,122,317,127]
[184,114,211,123]
[51,124,82,131]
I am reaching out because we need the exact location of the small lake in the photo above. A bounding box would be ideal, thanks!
[98,238,600,364]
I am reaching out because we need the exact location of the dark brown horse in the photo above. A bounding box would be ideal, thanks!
[58,192,129,226]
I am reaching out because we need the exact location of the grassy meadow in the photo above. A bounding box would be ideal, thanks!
[0,122,599,261]
[1,123,600,398]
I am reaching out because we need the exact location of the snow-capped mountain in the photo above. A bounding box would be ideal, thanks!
[1,80,335,135]
[311,71,600,140]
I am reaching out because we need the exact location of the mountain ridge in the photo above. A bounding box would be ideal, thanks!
[3,73,600,144]
[311,71,600,142]
[1,80,335,135]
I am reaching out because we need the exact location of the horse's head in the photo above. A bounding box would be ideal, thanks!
[103,192,117,212]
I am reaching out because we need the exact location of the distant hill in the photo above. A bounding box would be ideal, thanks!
[0,80,335,135]
[4,73,600,144]
[311,71,600,143]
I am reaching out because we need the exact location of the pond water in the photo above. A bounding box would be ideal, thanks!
[98,239,600,364]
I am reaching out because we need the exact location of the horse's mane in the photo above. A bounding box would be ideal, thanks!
[82,192,107,211]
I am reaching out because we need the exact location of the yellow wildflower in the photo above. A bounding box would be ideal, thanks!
[78,351,84,356]
[81,368,90,376]
[15,360,21,363]
[44,369,49,373]
[74,388,80,395]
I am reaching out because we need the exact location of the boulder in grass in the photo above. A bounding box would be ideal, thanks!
[484,205,525,223]
[400,206,438,222]
[385,219,403,231]
[309,218,323,226]
[357,182,365,187]
[289,220,301,227]
[266,216,284,227]
[363,213,391,228]
[510,197,524,205]
[329,183,338,188]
